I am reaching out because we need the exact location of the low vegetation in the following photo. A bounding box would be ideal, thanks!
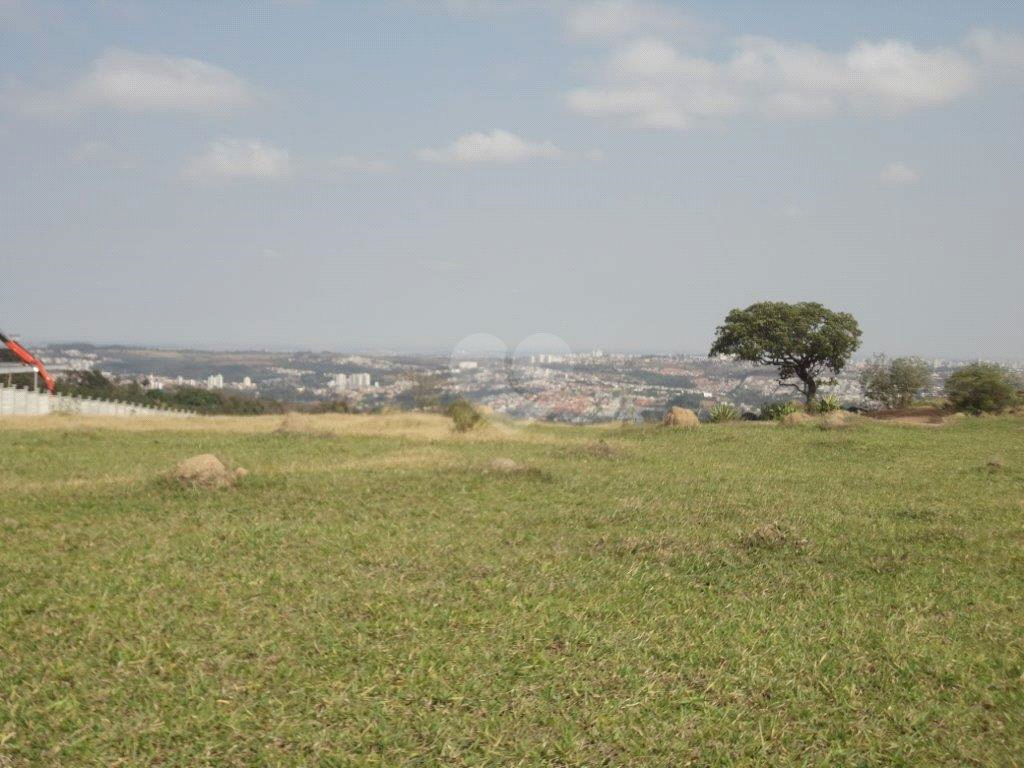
[57,370,287,415]
[446,398,483,432]
[859,355,933,409]
[813,393,842,413]
[944,361,1020,414]
[2,413,1023,765]
[760,400,801,421]
[707,403,739,422]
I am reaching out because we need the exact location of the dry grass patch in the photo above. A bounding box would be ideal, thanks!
[594,534,685,562]
[819,411,851,430]
[740,522,809,553]
[779,412,813,427]
[0,473,140,493]
[1,411,574,448]
[577,438,620,459]
[489,457,521,472]
[487,457,553,481]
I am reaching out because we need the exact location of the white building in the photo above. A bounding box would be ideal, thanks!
[206,374,224,390]
[349,372,372,389]
[330,372,372,390]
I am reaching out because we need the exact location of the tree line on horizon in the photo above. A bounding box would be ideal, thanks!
[709,301,1021,415]
[3,301,1020,416]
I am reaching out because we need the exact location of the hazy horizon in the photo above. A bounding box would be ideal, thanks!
[2,1,1023,358]
[28,337,1024,364]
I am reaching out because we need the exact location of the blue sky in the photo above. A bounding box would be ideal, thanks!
[1,1,1022,356]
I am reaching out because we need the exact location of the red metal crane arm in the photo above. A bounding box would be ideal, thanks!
[0,331,56,392]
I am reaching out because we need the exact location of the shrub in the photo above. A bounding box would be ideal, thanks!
[708,403,739,423]
[859,355,932,409]
[308,399,351,414]
[944,363,1019,414]
[447,398,483,432]
[814,394,842,413]
[760,401,800,421]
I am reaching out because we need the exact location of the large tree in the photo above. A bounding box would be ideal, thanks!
[709,301,862,405]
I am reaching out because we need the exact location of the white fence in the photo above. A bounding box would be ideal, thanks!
[0,386,194,418]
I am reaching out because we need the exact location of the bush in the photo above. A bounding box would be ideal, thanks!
[760,401,800,421]
[307,399,351,414]
[859,355,932,409]
[447,398,482,432]
[944,363,1019,414]
[814,394,841,413]
[708,403,739,423]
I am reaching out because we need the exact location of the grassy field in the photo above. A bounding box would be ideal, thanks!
[2,412,1023,766]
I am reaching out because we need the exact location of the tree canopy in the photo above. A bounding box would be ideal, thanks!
[859,355,932,409]
[709,301,862,404]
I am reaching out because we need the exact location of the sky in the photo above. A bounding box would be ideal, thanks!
[1,0,1022,357]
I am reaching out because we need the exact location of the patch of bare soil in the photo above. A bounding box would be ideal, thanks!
[863,407,955,426]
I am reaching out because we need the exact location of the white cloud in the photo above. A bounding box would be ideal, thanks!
[566,26,1011,130]
[880,161,920,184]
[567,1,691,41]
[182,139,293,182]
[331,155,395,173]
[25,49,251,115]
[418,129,561,164]
[965,29,1024,73]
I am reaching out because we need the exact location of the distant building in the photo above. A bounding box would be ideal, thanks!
[330,372,372,390]
[206,374,224,390]
[457,361,478,370]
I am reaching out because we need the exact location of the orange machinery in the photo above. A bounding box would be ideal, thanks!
[0,330,56,392]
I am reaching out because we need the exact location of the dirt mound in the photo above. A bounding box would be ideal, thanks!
[489,457,522,472]
[818,411,849,430]
[779,412,813,426]
[663,407,699,427]
[487,457,552,481]
[173,454,246,489]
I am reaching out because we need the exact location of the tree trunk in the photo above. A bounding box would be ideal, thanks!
[803,377,818,407]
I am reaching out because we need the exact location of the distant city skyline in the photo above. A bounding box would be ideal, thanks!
[2,1,1022,357]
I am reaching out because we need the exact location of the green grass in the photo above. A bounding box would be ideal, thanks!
[2,415,1024,766]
